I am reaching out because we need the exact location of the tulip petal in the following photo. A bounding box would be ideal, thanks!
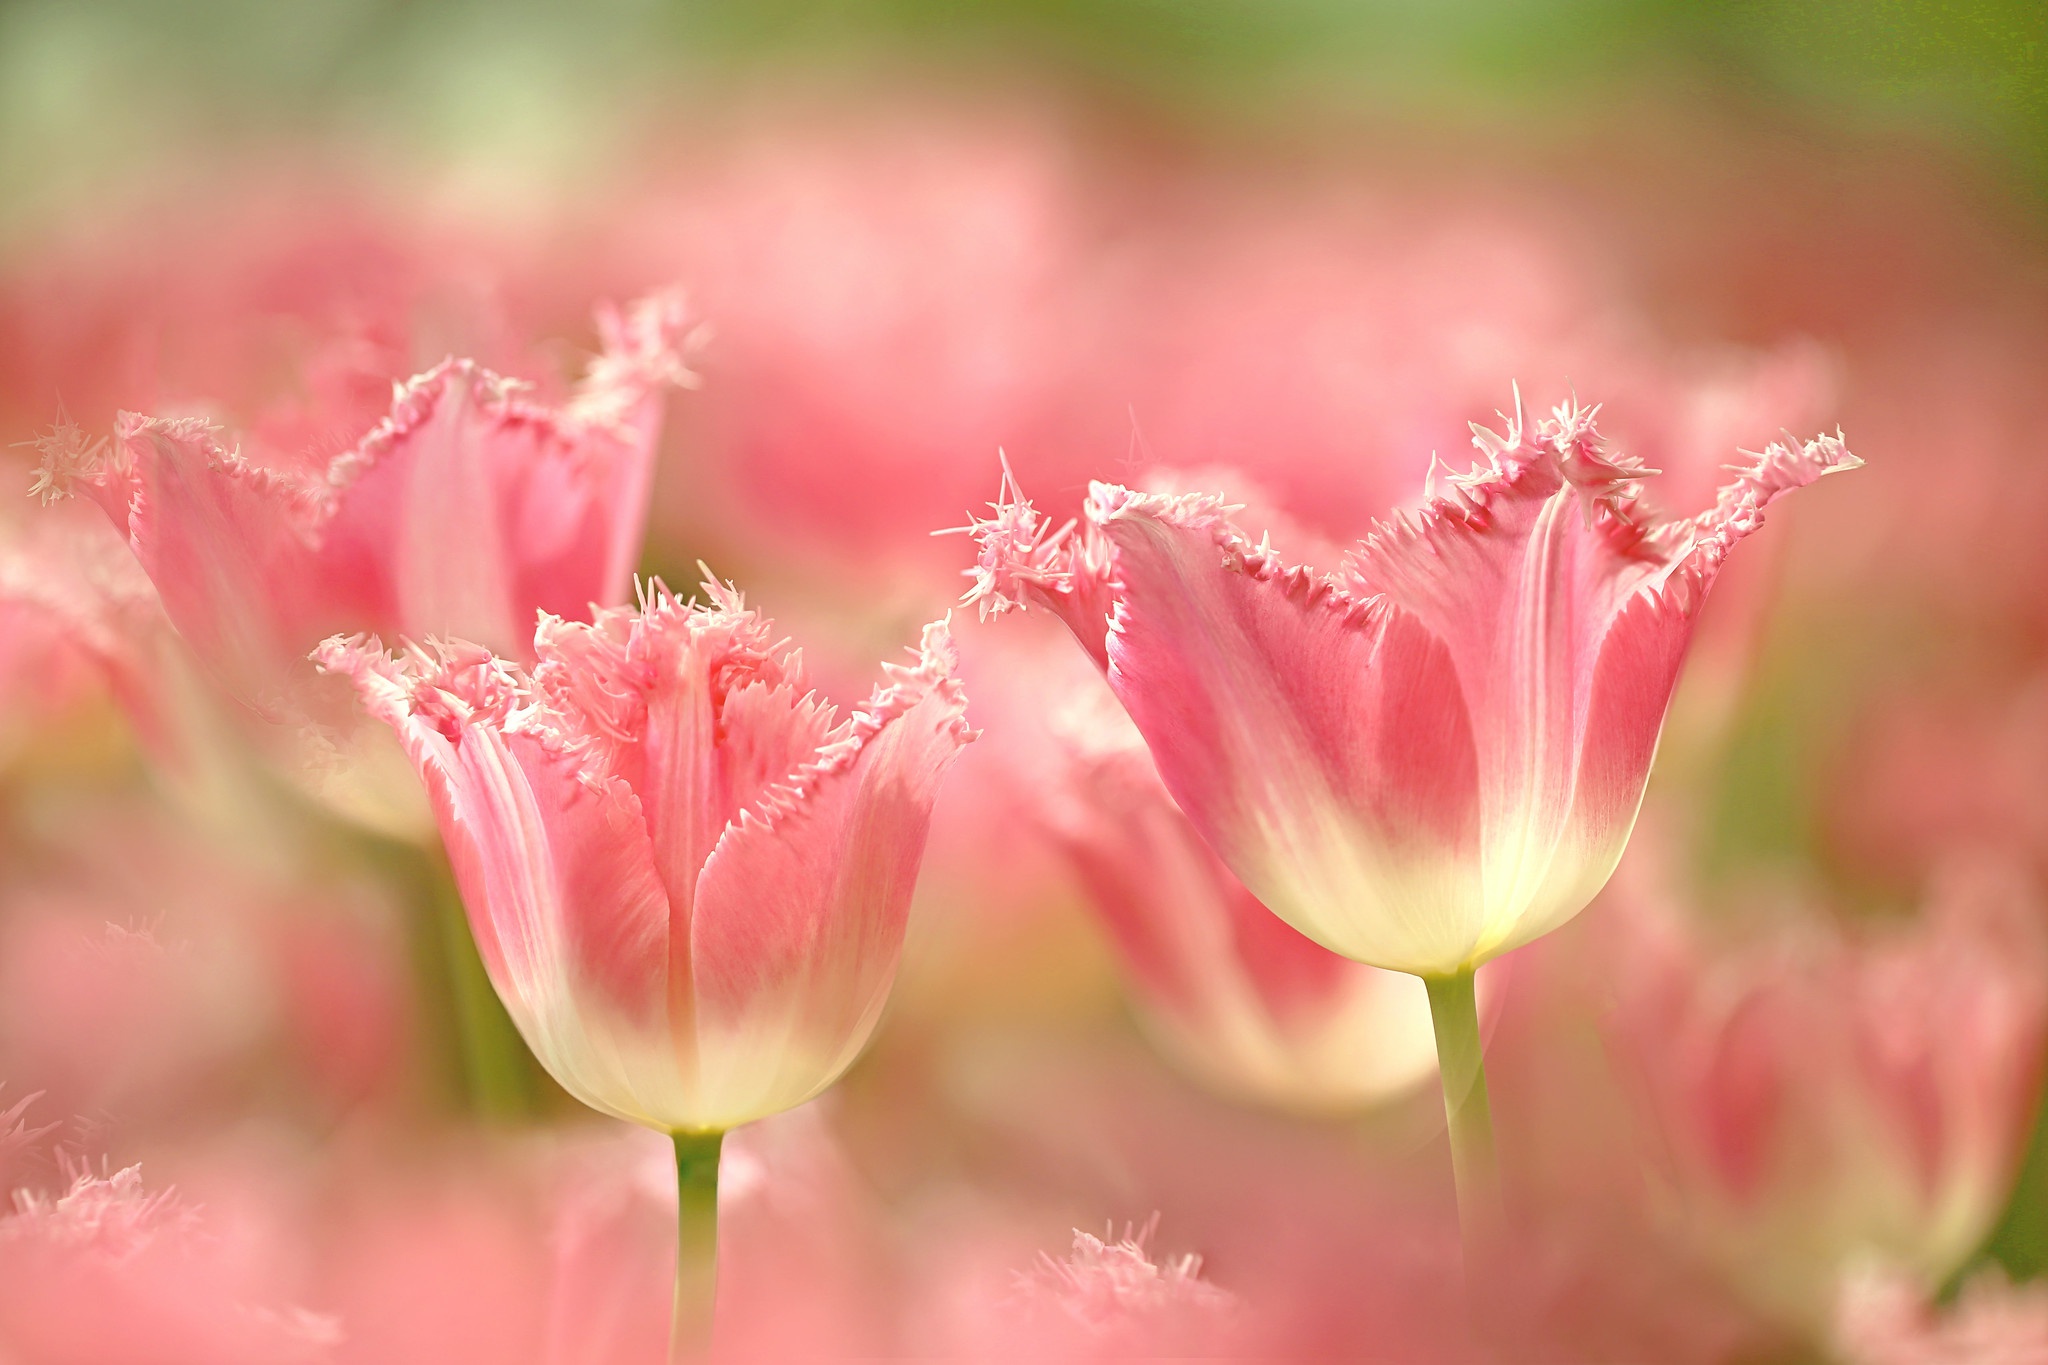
[687,620,972,1124]
[529,584,831,940]
[38,290,696,717]
[1045,693,1440,1108]
[313,634,680,1124]
[323,289,696,659]
[954,460,1118,667]
[105,415,334,713]
[1089,485,1485,974]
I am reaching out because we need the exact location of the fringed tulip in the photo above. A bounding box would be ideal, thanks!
[1041,684,1443,1111]
[968,402,1857,978]
[32,291,696,834]
[0,1162,336,1365]
[1609,858,2048,1330]
[318,577,971,1355]
[963,398,1857,1240]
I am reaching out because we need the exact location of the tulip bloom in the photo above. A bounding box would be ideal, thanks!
[319,578,970,1352]
[32,290,695,833]
[964,399,1857,1235]
[317,579,971,1131]
[1610,858,2048,1330]
[968,403,1856,978]
[1041,685,1442,1111]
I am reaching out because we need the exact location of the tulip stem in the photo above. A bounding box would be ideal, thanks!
[670,1129,724,1362]
[426,852,535,1118]
[1424,968,1500,1248]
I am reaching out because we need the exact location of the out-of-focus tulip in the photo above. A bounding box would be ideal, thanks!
[1608,858,2048,1329]
[30,292,694,834]
[35,290,693,684]
[929,1219,1246,1362]
[1829,677,2048,892]
[1834,1266,2048,1365]
[316,577,972,1135]
[0,1091,49,1198]
[0,499,184,769]
[967,404,1857,979]
[1835,1268,2039,1365]
[0,1162,336,1365]
[1038,682,1442,1111]
[590,112,1828,599]
[0,798,414,1125]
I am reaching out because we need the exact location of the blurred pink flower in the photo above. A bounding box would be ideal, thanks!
[35,290,692,683]
[1835,1266,2048,1365]
[1829,676,2048,892]
[622,113,1107,582]
[1105,182,1835,549]
[968,402,1857,975]
[0,1161,335,1365]
[1608,857,2048,1328]
[316,1149,551,1365]
[714,1104,898,1358]
[965,1219,1246,1361]
[317,578,972,1133]
[30,292,694,834]
[0,800,413,1125]
[1038,680,1445,1111]
[0,499,188,770]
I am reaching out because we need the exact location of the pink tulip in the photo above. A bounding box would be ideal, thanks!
[35,290,693,698]
[1608,857,2048,1328]
[0,500,186,770]
[27,292,694,834]
[1039,680,1443,1111]
[0,1162,335,1365]
[1834,1266,2048,1365]
[965,402,1858,978]
[315,577,972,1134]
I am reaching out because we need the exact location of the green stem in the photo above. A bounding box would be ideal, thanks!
[1424,968,1500,1248]
[425,852,535,1118]
[670,1130,724,1362]
[348,827,537,1118]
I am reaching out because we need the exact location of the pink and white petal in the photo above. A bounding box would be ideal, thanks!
[685,626,971,1129]
[1092,487,1485,975]
[1043,696,1434,1107]
[627,616,727,931]
[1344,423,1856,962]
[1497,431,1860,959]
[1482,578,1695,958]
[316,363,533,657]
[1054,765,1249,1022]
[115,415,336,711]
[318,292,694,659]
[314,636,679,1125]
[1349,461,1667,955]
